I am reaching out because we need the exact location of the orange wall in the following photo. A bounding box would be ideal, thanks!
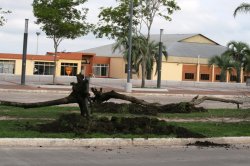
[214,67,221,82]
[182,65,197,81]
[199,65,212,82]
[93,57,110,64]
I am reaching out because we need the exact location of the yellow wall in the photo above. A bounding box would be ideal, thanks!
[26,60,34,75]
[110,58,126,78]
[152,62,183,81]
[15,59,22,75]
[181,34,217,45]
[166,56,209,65]
[110,57,139,79]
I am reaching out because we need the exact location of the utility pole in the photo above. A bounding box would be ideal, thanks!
[157,29,164,88]
[125,0,133,92]
[36,32,40,55]
[21,19,29,85]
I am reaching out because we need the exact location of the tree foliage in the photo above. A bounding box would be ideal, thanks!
[209,41,250,83]
[95,0,180,40]
[95,0,179,87]
[209,54,233,82]
[33,0,92,83]
[0,7,11,26]
[234,2,250,17]
[33,0,92,48]
[223,41,250,82]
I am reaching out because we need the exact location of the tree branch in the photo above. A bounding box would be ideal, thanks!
[0,96,76,108]
[190,95,243,109]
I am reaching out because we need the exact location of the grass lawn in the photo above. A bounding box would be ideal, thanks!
[0,105,78,119]
[169,122,250,137]
[158,109,250,119]
[0,106,250,138]
[0,105,250,119]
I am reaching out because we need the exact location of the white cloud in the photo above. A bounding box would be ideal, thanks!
[0,0,250,55]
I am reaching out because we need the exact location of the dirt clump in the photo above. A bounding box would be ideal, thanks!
[37,114,205,138]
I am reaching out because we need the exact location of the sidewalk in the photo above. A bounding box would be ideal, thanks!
[0,82,249,96]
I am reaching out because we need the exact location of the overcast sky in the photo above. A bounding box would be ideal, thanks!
[0,0,250,55]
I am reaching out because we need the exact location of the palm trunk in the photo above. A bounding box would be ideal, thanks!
[141,58,146,88]
[220,70,226,82]
[236,68,241,83]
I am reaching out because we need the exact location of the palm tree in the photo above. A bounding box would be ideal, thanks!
[113,35,165,88]
[234,3,250,17]
[209,54,233,82]
[224,41,250,82]
[0,8,11,26]
[243,50,250,73]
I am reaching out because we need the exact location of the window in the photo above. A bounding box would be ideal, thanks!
[34,62,54,75]
[0,60,15,74]
[185,73,194,80]
[61,63,78,76]
[215,75,221,81]
[200,74,210,80]
[230,75,237,82]
[93,64,109,77]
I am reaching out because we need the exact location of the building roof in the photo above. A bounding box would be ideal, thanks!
[80,34,227,59]
[167,42,226,59]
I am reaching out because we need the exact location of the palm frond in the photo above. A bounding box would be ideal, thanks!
[234,3,250,17]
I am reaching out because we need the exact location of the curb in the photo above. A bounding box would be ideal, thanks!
[0,137,250,147]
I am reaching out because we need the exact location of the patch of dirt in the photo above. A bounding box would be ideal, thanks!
[187,141,230,148]
[36,114,205,138]
[91,102,158,115]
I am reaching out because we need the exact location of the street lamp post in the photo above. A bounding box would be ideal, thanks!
[157,29,164,88]
[21,19,29,85]
[125,0,133,92]
[36,32,40,55]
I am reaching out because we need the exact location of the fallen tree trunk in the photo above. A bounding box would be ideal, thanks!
[91,88,243,113]
[0,96,76,108]
[0,74,244,117]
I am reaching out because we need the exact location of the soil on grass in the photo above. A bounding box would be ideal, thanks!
[187,141,230,148]
[36,114,205,138]
[91,102,158,115]
[91,102,207,116]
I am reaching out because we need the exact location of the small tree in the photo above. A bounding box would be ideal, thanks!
[0,7,11,26]
[33,0,92,84]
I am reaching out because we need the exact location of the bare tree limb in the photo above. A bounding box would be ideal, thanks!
[190,95,243,109]
[0,96,76,108]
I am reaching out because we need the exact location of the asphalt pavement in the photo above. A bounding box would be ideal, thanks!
[0,146,250,166]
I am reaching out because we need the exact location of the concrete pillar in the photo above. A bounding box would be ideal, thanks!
[196,64,200,82]
[240,67,244,83]
[226,70,229,83]
[211,65,215,82]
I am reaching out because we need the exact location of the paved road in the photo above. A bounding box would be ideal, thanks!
[0,91,249,109]
[0,146,250,166]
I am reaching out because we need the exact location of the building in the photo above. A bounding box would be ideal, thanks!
[83,33,249,83]
[0,52,110,78]
[0,34,249,83]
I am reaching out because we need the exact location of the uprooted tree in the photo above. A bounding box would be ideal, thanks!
[0,74,243,117]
